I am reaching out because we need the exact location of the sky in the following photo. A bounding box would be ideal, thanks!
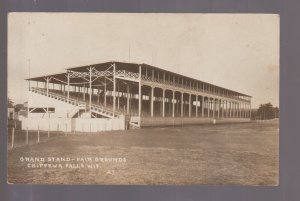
[8,13,279,108]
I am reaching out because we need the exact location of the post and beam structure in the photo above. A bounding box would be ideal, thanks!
[127,85,130,114]
[151,87,154,117]
[138,65,142,119]
[172,91,175,118]
[113,64,116,118]
[195,95,198,118]
[201,96,204,117]
[89,67,92,117]
[162,89,165,117]
[27,61,252,128]
[67,73,69,103]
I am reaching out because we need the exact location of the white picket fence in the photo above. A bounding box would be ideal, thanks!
[22,117,125,132]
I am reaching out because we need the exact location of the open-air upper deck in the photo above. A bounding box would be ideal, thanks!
[27,61,251,103]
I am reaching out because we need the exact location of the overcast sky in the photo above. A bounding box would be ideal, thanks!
[8,13,279,108]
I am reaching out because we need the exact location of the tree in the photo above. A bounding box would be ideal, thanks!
[15,104,24,112]
[256,102,279,120]
[8,98,14,108]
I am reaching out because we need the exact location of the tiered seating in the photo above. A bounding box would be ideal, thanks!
[30,87,123,119]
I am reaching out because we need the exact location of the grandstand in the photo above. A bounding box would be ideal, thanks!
[23,61,252,132]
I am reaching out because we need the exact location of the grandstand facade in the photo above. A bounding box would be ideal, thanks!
[23,61,252,132]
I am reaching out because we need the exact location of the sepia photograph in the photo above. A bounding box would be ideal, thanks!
[7,13,279,185]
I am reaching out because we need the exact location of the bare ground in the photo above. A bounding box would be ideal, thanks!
[7,121,279,185]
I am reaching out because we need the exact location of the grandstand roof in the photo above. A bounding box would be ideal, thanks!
[26,61,251,98]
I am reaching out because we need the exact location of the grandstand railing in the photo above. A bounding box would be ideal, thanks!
[141,75,250,102]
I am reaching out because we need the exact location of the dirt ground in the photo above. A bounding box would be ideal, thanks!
[7,121,279,185]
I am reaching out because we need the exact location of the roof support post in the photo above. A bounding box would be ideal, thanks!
[151,87,154,117]
[152,69,154,81]
[213,98,215,118]
[117,82,120,110]
[188,93,191,118]
[234,102,237,118]
[239,102,241,118]
[113,63,116,118]
[104,78,107,107]
[244,103,246,118]
[222,100,224,118]
[218,99,220,119]
[67,73,70,103]
[97,88,100,103]
[195,95,198,118]
[162,89,165,117]
[46,78,49,97]
[138,65,142,123]
[201,96,204,118]
[172,91,175,118]
[83,85,85,101]
[89,67,92,117]
[226,101,229,118]
[249,102,252,119]
[229,102,232,118]
[181,92,183,117]
[208,98,210,118]
[127,85,130,114]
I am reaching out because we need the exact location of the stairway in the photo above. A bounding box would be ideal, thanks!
[30,87,122,119]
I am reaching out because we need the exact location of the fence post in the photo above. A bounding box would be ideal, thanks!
[37,126,40,143]
[11,128,15,148]
[26,127,29,145]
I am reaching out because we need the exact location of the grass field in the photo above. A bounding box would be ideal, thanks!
[7,120,279,185]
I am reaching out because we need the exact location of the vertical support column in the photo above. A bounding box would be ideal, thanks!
[208,98,210,118]
[195,95,198,117]
[238,102,241,118]
[234,102,237,118]
[104,78,107,107]
[89,67,92,117]
[151,87,154,117]
[247,104,250,118]
[249,102,252,119]
[221,100,223,118]
[113,64,116,118]
[162,89,165,117]
[218,99,220,119]
[233,102,236,118]
[181,92,183,117]
[67,74,70,103]
[138,65,142,119]
[224,101,227,118]
[172,91,175,118]
[241,103,244,118]
[127,85,130,114]
[46,78,49,97]
[188,93,191,118]
[212,98,215,118]
[117,82,120,110]
[229,102,232,118]
[83,85,85,101]
[232,102,235,118]
[201,96,204,118]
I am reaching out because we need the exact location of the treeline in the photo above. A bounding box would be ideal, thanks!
[251,103,279,120]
